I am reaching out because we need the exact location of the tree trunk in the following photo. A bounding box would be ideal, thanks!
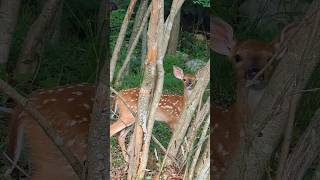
[96,0,111,79]
[48,1,63,44]
[0,0,21,65]
[141,24,147,70]
[224,1,320,179]
[281,108,320,180]
[113,0,150,87]
[167,9,180,55]
[127,0,160,177]
[86,0,111,179]
[15,0,63,75]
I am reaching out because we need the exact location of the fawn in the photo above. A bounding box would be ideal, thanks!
[6,66,198,180]
[210,16,296,179]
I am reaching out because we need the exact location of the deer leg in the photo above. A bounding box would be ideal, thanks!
[110,114,134,136]
[117,127,132,162]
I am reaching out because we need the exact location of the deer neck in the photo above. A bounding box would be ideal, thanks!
[183,88,192,106]
[247,87,265,113]
[235,78,251,122]
[235,77,266,121]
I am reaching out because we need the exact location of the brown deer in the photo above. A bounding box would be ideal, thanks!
[210,16,296,179]
[6,66,198,180]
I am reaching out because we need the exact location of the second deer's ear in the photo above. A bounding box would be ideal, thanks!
[210,16,236,56]
[173,66,184,80]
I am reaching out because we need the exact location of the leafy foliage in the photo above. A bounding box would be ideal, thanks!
[192,0,210,7]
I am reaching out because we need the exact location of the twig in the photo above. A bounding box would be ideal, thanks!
[110,87,137,118]
[3,152,30,178]
[298,87,320,93]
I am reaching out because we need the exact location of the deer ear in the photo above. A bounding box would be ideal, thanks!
[173,66,184,80]
[210,16,236,56]
[271,22,299,53]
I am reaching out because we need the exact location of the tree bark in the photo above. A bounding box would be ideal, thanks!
[167,9,180,55]
[86,0,111,179]
[127,0,160,178]
[141,24,147,70]
[15,0,63,75]
[96,0,111,79]
[281,108,320,180]
[0,0,21,65]
[224,1,320,179]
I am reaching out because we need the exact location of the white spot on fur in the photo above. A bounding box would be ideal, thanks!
[42,99,50,105]
[70,120,77,126]
[83,103,90,109]
[67,98,74,102]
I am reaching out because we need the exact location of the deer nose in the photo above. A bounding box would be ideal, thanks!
[247,67,260,79]
[186,80,193,89]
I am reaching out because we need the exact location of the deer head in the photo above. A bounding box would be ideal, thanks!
[211,16,297,89]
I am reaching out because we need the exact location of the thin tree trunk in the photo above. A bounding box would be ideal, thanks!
[129,0,188,178]
[15,0,63,75]
[194,138,210,180]
[109,0,138,83]
[127,0,149,50]
[161,61,210,169]
[127,0,160,178]
[118,0,149,79]
[167,9,180,55]
[114,4,151,87]
[48,1,63,44]
[86,0,111,179]
[141,24,147,70]
[0,0,21,65]
[281,108,320,180]
[224,2,320,179]
[96,0,111,80]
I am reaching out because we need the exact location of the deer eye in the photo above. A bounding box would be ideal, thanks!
[235,54,242,63]
[183,79,186,82]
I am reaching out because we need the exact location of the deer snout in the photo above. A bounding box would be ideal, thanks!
[186,80,194,90]
[246,67,262,80]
